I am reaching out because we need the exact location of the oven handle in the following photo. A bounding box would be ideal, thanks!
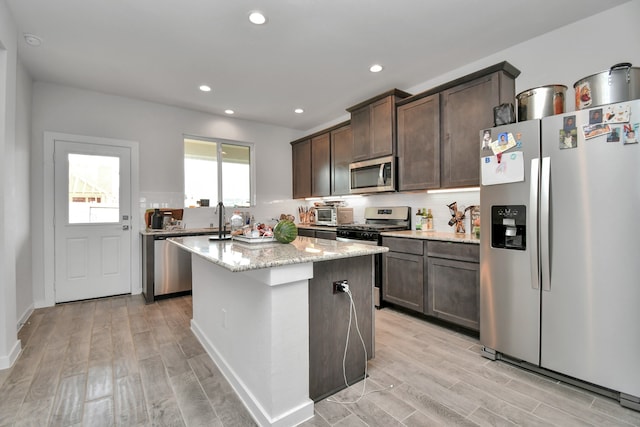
[336,236,379,246]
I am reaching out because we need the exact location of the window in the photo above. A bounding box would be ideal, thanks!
[184,137,255,207]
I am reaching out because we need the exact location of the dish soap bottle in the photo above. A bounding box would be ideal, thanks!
[426,209,434,231]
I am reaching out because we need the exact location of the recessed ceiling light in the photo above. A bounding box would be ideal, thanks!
[294,108,304,114]
[199,85,211,92]
[369,64,384,73]
[225,109,235,115]
[248,11,267,25]
[24,33,42,47]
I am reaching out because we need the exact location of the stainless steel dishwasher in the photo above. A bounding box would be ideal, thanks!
[154,236,192,296]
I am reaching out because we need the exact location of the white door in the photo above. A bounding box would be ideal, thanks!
[54,140,132,302]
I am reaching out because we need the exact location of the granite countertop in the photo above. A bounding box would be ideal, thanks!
[140,227,222,237]
[381,230,480,244]
[168,235,388,272]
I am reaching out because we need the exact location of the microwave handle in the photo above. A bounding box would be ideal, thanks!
[378,163,385,185]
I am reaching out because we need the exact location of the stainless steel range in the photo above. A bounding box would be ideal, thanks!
[337,206,411,307]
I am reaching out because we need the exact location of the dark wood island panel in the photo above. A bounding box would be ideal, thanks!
[308,255,374,401]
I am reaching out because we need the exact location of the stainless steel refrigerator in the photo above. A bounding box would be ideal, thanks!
[479,99,640,410]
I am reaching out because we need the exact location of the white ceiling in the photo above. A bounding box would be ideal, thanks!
[6,0,629,131]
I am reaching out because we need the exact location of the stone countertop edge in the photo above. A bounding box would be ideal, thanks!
[140,228,222,236]
[381,230,480,244]
[168,235,388,273]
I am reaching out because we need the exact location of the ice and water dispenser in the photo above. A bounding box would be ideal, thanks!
[491,205,526,250]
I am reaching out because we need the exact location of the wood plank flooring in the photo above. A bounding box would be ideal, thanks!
[0,294,638,426]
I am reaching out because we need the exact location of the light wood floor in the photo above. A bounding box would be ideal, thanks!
[1,294,639,427]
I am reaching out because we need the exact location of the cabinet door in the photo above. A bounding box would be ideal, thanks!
[292,139,311,199]
[382,251,424,312]
[331,125,353,196]
[351,106,371,162]
[441,73,500,188]
[397,94,440,190]
[315,230,336,240]
[311,133,330,197]
[370,97,394,159]
[426,257,479,331]
[297,228,315,238]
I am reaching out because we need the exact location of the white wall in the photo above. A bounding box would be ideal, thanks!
[30,82,304,306]
[0,0,23,369]
[15,58,32,327]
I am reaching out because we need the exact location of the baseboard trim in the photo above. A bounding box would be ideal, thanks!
[191,319,314,427]
[17,304,35,332]
[0,339,22,370]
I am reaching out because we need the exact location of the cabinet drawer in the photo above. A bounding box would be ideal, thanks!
[427,241,479,262]
[382,237,424,255]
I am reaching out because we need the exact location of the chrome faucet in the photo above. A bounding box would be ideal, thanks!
[215,201,225,239]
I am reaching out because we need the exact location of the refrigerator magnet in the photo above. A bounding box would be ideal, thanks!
[481,129,492,151]
[623,123,638,144]
[560,129,577,149]
[583,123,611,140]
[589,108,603,124]
[490,132,516,155]
[603,104,630,123]
[563,116,577,132]
[606,127,621,143]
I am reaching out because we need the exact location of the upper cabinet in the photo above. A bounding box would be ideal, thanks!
[291,139,311,199]
[397,62,520,190]
[397,94,441,191]
[347,89,411,162]
[330,124,353,196]
[311,133,331,197]
[291,121,352,199]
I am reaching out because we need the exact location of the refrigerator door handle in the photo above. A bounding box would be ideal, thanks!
[540,156,551,291]
[530,158,540,290]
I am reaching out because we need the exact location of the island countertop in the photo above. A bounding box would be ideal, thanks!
[168,235,388,272]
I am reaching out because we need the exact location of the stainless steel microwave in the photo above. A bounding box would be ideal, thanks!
[349,155,396,194]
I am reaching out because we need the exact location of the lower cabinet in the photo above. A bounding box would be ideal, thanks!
[297,228,336,240]
[381,237,425,312]
[382,237,480,331]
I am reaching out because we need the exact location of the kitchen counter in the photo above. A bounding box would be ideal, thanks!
[381,229,480,244]
[296,223,338,231]
[168,235,385,426]
[169,235,386,272]
[140,227,221,236]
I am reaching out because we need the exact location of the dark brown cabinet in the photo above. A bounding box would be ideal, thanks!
[426,241,480,331]
[348,89,411,162]
[297,228,336,240]
[291,139,311,199]
[382,236,480,332]
[441,71,515,188]
[381,237,425,312]
[291,121,351,199]
[396,62,519,190]
[330,124,353,196]
[311,133,330,197]
[397,94,440,191]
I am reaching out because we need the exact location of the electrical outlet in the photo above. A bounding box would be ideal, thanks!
[333,280,348,293]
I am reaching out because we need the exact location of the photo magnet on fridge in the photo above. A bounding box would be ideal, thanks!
[623,123,638,144]
[606,127,621,143]
[560,129,577,149]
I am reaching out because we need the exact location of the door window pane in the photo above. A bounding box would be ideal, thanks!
[68,153,120,223]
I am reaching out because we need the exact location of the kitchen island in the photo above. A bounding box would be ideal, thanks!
[168,235,388,427]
